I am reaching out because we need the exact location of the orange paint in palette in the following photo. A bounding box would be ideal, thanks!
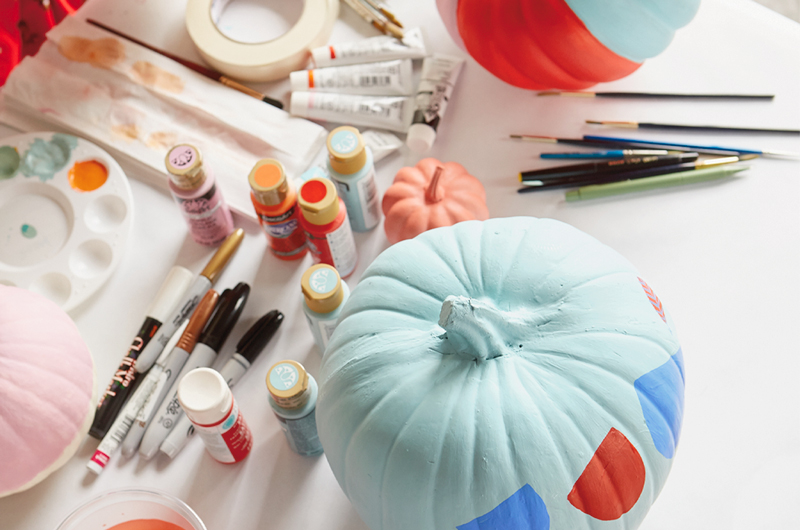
[107,520,186,530]
[68,160,108,191]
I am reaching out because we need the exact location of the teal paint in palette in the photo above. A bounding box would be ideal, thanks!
[326,126,381,232]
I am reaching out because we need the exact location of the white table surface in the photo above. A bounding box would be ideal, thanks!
[1,0,799,528]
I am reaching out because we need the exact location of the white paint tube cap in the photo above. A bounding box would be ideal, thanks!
[311,46,333,68]
[178,368,232,426]
[147,266,194,322]
[290,92,312,119]
[290,70,312,92]
[406,123,437,153]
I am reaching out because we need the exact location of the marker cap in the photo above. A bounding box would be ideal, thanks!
[200,228,244,283]
[147,266,194,323]
[198,282,250,353]
[159,436,183,460]
[406,123,436,153]
[236,310,284,364]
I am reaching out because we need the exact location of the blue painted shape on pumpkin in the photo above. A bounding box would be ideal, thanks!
[457,484,549,530]
[635,348,685,458]
[564,0,701,62]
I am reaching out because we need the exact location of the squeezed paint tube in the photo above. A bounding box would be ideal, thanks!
[406,55,465,153]
[291,59,414,96]
[362,129,403,162]
[291,92,414,133]
[311,27,427,67]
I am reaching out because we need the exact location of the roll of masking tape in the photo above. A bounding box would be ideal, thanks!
[186,0,339,82]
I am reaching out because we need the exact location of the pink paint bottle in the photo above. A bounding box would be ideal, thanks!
[165,144,235,246]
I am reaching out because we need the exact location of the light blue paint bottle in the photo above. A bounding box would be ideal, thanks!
[266,360,323,456]
[301,264,350,354]
[326,126,381,232]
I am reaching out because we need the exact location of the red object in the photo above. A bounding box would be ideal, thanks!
[250,191,308,261]
[455,0,640,90]
[567,427,646,520]
[0,0,84,86]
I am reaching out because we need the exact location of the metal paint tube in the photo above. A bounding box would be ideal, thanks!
[291,92,414,133]
[311,27,427,67]
[406,55,465,153]
[291,59,414,96]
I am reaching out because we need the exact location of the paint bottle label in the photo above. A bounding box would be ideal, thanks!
[326,214,357,276]
[333,167,380,232]
[303,313,338,351]
[257,204,307,258]
[173,184,234,246]
[192,399,252,463]
[273,409,324,456]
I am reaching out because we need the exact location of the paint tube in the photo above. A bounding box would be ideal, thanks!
[291,93,414,133]
[362,130,403,162]
[290,59,414,96]
[311,27,427,67]
[406,55,465,153]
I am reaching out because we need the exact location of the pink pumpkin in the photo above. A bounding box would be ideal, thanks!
[382,158,489,244]
[0,286,95,497]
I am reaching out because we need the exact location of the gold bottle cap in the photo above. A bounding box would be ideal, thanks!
[267,360,309,409]
[298,177,340,226]
[248,158,288,206]
[327,126,367,175]
[301,264,344,314]
[200,228,244,283]
[165,144,206,189]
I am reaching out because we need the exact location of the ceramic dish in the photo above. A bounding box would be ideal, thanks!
[0,132,133,311]
[55,488,206,530]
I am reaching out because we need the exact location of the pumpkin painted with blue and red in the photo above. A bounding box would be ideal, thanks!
[436,0,701,89]
[317,217,685,530]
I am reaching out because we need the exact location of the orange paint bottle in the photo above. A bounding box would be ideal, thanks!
[248,159,307,260]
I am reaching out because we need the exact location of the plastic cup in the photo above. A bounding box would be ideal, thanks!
[55,488,206,530]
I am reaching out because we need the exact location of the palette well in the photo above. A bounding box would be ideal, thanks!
[0,132,133,311]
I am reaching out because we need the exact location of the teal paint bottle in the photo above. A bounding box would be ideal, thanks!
[326,126,381,232]
[266,360,323,456]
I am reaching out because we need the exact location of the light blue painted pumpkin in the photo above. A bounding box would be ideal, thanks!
[318,217,684,530]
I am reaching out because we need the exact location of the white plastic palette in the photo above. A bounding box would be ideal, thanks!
[0,132,133,311]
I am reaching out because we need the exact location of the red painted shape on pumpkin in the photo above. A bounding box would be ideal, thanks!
[455,0,641,90]
[568,428,645,520]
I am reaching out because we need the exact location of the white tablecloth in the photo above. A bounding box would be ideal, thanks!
[1,0,799,528]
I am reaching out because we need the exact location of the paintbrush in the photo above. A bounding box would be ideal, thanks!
[86,19,284,109]
[583,135,800,159]
[537,91,775,100]
[586,120,800,135]
[510,134,742,156]
[343,0,404,38]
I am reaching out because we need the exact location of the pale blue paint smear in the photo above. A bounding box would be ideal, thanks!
[20,134,78,182]
[565,0,701,62]
[20,224,37,239]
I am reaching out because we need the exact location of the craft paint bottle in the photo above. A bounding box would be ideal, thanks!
[165,144,235,246]
[266,360,323,456]
[177,367,253,464]
[301,264,350,353]
[326,126,381,232]
[248,158,307,260]
[298,177,357,278]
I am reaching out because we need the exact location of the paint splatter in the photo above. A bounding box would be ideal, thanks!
[68,160,108,192]
[146,132,179,150]
[111,124,141,143]
[20,134,78,182]
[568,428,645,520]
[58,36,126,69]
[0,146,20,180]
[131,61,184,94]
[20,224,37,239]
[635,348,685,459]
[457,484,550,530]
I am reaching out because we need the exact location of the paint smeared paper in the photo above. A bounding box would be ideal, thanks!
[58,36,126,69]
[131,61,184,94]
[20,134,78,181]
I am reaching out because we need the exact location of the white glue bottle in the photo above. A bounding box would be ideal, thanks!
[177,367,253,464]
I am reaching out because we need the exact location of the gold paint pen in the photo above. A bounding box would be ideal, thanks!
[135,228,244,373]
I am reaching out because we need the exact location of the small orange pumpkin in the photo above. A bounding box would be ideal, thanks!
[382,158,489,244]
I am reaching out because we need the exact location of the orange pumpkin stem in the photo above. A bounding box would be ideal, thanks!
[425,166,445,204]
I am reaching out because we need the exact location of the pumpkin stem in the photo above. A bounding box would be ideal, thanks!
[438,295,509,361]
[425,166,445,204]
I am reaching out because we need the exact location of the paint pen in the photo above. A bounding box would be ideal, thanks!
[326,126,381,232]
[89,266,193,439]
[290,93,414,133]
[297,177,358,278]
[301,264,349,353]
[87,319,188,475]
[121,290,219,458]
[165,144,235,246]
[291,59,414,96]
[266,360,323,456]
[160,310,284,459]
[249,159,307,261]
[311,27,427,67]
[138,283,249,460]
[135,229,244,375]
[407,54,465,153]
[178,368,254,464]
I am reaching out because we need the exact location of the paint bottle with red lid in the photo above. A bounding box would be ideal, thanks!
[298,177,357,278]
[248,158,307,260]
